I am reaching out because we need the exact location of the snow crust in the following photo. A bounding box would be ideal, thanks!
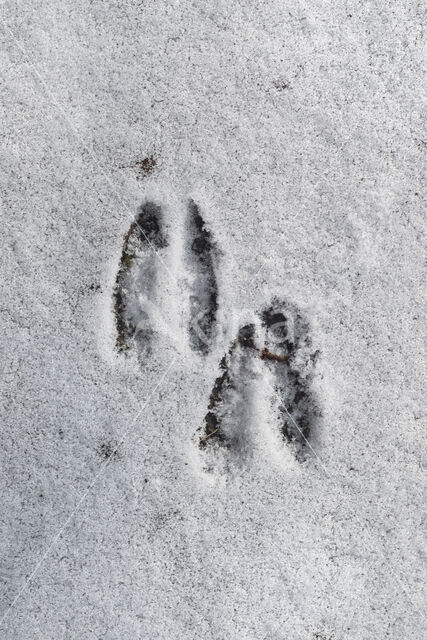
[0,1,425,638]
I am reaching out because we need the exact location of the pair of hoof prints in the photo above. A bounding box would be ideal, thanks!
[114,200,217,356]
[114,199,321,468]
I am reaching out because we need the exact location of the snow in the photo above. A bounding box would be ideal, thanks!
[0,1,425,639]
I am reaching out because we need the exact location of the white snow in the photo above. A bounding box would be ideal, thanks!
[0,1,425,639]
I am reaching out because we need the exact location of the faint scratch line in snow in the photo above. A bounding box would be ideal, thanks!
[0,358,177,627]
[0,21,176,284]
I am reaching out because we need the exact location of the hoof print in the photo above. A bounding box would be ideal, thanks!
[199,324,256,452]
[114,201,167,353]
[187,200,219,355]
[261,299,320,461]
[199,299,321,470]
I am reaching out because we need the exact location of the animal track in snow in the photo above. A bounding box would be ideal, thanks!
[261,300,321,458]
[198,323,259,471]
[113,201,321,471]
[186,199,219,354]
[113,199,218,357]
[199,299,321,469]
[114,201,168,354]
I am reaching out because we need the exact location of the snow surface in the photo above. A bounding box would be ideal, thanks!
[0,1,425,639]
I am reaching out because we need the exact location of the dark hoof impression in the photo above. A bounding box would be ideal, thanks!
[114,201,168,354]
[186,200,219,355]
[199,299,321,464]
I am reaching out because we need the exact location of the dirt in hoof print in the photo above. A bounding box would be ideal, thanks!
[198,299,321,470]
[113,201,168,354]
[186,200,219,355]
[199,324,256,449]
[260,299,321,461]
[198,324,258,473]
